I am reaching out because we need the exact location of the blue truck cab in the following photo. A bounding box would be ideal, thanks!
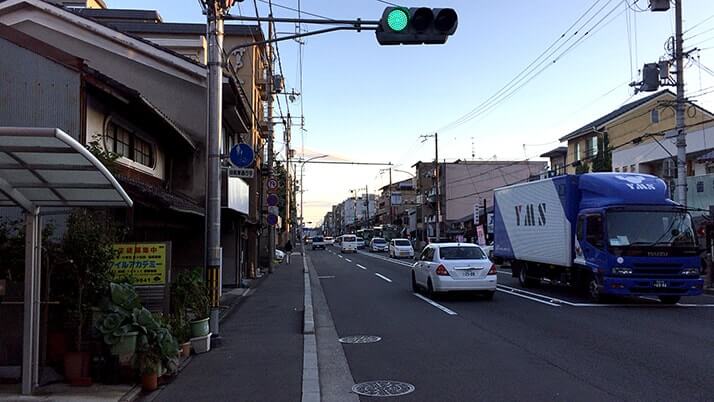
[494,173,704,303]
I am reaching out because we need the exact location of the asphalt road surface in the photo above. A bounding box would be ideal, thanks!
[309,247,714,402]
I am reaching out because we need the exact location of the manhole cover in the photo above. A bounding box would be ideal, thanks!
[338,335,382,344]
[352,380,415,397]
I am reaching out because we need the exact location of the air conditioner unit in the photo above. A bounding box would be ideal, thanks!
[649,0,670,12]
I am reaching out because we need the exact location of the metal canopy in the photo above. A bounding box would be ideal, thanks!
[0,127,133,211]
[0,127,132,396]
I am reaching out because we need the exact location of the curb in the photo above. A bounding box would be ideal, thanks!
[301,246,320,402]
[704,287,714,296]
[119,385,142,402]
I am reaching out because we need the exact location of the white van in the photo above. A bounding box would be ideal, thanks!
[339,234,359,253]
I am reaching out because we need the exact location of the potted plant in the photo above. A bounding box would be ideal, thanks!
[171,269,210,338]
[169,314,191,357]
[96,283,142,356]
[135,311,179,389]
[137,346,161,392]
[59,209,118,385]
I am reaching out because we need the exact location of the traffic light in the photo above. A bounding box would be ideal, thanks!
[376,7,458,45]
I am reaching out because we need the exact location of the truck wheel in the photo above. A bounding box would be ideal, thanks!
[587,276,608,303]
[518,264,538,288]
[659,296,681,305]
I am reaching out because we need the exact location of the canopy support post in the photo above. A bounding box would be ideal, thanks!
[21,207,41,395]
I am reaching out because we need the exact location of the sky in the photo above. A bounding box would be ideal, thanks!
[112,0,714,225]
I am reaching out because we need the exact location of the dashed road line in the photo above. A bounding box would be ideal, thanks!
[356,264,367,270]
[357,251,414,267]
[318,275,336,279]
[413,293,458,315]
[496,286,561,307]
[345,258,352,263]
[338,255,343,259]
[374,273,393,283]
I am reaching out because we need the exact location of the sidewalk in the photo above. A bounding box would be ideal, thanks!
[147,258,305,402]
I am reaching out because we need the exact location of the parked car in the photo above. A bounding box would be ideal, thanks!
[356,236,366,249]
[369,237,388,252]
[480,242,494,259]
[388,238,414,259]
[275,249,285,263]
[324,236,334,245]
[337,234,359,253]
[312,236,326,250]
[411,243,496,299]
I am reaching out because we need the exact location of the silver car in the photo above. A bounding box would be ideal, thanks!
[411,243,496,299]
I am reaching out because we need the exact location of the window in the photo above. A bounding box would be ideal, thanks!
[586,215,604,249]
[615,167,620,172]
[105,120,155,168]
[438,246,486,260]
[575,142,581,161]
[588,136,598,157]
[576,216,585,241]
[622,166,628,173]
[651,109,659,123]
[697,181,704,193]
[630,164,636,172]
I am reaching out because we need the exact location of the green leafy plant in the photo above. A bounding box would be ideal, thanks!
[171,268,210,321]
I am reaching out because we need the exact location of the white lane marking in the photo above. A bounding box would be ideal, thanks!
[244,289,254,297]
[318,275,336,279]
[413,293,458,315]
[496,287,560,307]
[357,250,414,267]
[356,264,367,270]
[345,258,352,263]
[496,284,577,306]
[338,255,343,259]
[374,273,393,283]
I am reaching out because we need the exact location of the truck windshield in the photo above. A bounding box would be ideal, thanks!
[606,210,696,247]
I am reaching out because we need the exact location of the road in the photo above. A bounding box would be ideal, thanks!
[309,247,714,402]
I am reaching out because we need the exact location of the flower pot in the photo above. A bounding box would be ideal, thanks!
[64,351,92,386]
[110,331,138,355]
[190,333,212,354]
[142,372,158,392]
[180,342,191,358]
[190,318,210,338]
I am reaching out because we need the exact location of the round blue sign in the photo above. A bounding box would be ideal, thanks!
[229,143,255,168]
[267,194,279,207]
[267,214,278,225]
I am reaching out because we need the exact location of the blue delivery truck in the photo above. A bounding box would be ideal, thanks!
[493,173,704,303]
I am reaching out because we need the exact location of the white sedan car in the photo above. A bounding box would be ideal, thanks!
[388,238,414,259]
[411,243,496,299]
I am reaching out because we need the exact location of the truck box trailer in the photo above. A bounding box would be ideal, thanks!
[493,173,703,303]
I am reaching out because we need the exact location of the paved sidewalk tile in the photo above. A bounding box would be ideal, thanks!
[151,260,304,402]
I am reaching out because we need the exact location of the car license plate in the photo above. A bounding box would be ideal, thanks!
[462,270,476,277]
[653,280,668,288]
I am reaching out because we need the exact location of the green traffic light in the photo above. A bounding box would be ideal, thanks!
[387,8,409,32]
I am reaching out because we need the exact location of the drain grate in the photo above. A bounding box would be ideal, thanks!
[352,380,415,397]
[338,335,382,344]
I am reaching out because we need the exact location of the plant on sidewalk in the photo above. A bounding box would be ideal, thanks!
[171,268,210,337]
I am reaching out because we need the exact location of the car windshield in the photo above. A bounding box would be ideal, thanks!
[439,246,486,260]
[394,240,411,247]
[357,237,364,241]
[607,210,696,247]
[313,237,323,242]
[372,238,386,244]
[343,236,356,242]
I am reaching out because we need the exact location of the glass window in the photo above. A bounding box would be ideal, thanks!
[651,109,660,123]
[438,246,486,260]
[133,136,154,167]
[586,215,604,249]
[607,210,696,247]
[394,240,411,247]
[576,216,585,241]
[575,142,581,161]
[697,181,704,193]
[630,164,636,172]
[105,120,155,168]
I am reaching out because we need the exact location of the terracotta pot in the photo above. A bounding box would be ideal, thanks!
[64,351,92,386]
[180,342,191,358]
[142,372,158,392]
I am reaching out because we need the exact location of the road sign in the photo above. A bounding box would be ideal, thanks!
[267,178,279,192]
[267,214,278,226]
[473,200,481,224]
[228,168,254,178]
[268,206,279,216]
[267,194,279,206]
[229,143,255,168]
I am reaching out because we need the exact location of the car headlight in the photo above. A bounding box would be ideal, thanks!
[682,268,700,276]
[612,267,633,275]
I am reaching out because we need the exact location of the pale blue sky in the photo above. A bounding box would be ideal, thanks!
[112,0,714,224]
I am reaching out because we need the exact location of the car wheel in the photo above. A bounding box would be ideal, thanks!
[411,272,420,293]
[427,278,437,299]
[659,296,681,304]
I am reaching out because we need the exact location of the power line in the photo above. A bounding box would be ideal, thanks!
[684,11,714,35]
[256,0,332,20]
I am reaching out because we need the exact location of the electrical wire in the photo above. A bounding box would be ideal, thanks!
[256,0,332,20]
[684,12,714,35]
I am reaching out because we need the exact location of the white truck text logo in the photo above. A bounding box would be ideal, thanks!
[615,175,656,190]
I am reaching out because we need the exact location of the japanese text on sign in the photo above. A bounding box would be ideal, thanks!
[111,242,167,285]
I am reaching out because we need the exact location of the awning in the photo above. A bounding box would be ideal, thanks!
[0,127,133,210]
[0,127,132,396]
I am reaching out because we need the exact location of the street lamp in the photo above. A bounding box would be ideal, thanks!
[299,155,328,242]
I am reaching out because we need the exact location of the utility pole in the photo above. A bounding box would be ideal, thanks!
[388,167,393,224]
[205,0,227,337]
[365,185,370,227]
[674,0,687,206]
[434,132,441,241]
[267,13,275,274]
